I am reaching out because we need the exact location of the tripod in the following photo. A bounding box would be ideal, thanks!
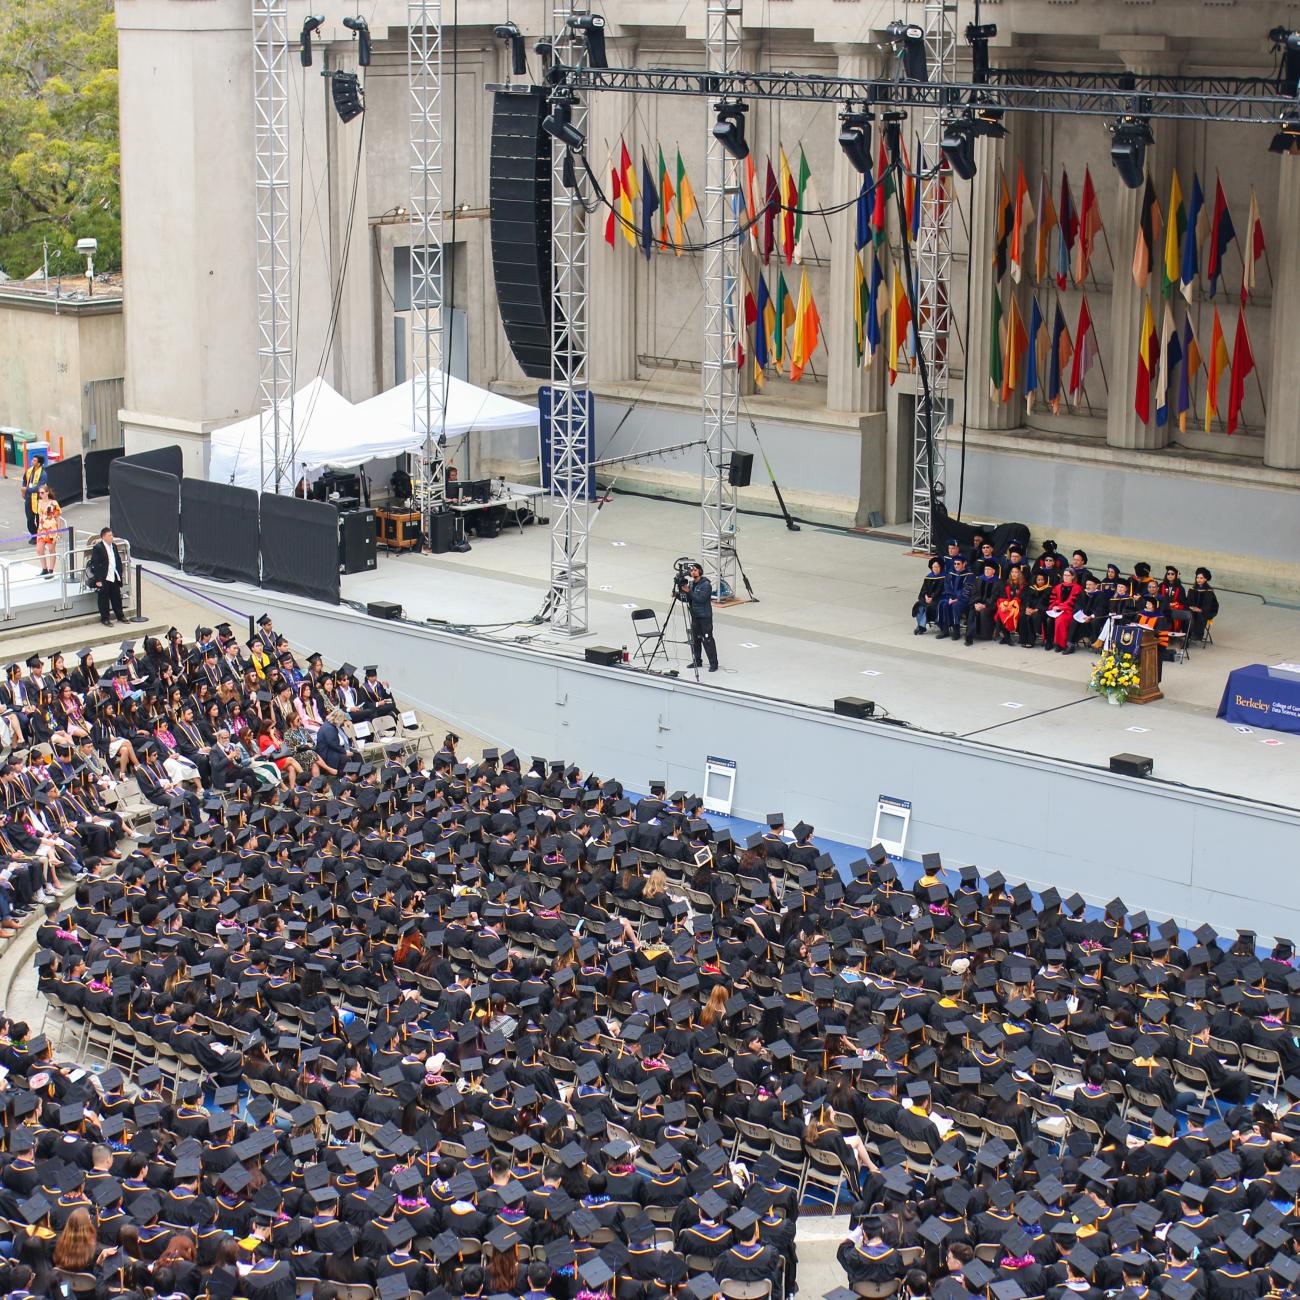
[637,580,699,682]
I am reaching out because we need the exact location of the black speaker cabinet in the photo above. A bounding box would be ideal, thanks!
[339,508,377,574]
[426,509,456,554]
[834,696,875,719]
[584,646,623,667]
[490,89,552,379]
[366,600,402,620]
[1110,752,1153,778]
[728,451,754,488]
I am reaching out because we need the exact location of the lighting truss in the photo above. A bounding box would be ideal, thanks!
[251,0,295,494]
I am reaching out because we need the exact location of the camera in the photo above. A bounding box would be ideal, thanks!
[674,556,699,592]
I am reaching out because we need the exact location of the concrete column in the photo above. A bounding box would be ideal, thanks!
[588,37,639,385]
[1105,44,1178,451]
[1266,153,1300,469]
[963,132,1020,430]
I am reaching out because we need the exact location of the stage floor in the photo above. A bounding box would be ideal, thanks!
[344,492,1300,811]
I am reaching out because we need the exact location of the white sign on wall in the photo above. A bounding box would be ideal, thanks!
[703,755,737,816]
[872,794,912,857]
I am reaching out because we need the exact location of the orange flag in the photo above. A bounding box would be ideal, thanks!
[1009,163,1031,283]
[1204,307,1230,433]
[1000,292,1029,402]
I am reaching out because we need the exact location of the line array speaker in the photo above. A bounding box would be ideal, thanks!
[339,509,377,574]
[490,88,552,379]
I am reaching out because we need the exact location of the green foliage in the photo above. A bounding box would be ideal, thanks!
[0,0,119,280]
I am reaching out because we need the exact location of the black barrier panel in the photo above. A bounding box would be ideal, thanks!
[182,478,260,584]
[85,448,124,498]
[120,444,183,479]
[933,503,1030,560]
[259,493,339,604]
[46,455,84,506]
[109,460,180,566]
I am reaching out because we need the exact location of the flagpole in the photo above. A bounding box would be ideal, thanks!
[1098,223,1116,273]
[1090,318,1109,396]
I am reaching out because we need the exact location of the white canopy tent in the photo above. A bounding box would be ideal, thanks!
[208,375,538,489]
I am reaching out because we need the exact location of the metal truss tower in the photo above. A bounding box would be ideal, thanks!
[251,0,295,494]
[910,0,957,551]
[546,1,592,635]
[409,0,447,524]
[700,0,742,598]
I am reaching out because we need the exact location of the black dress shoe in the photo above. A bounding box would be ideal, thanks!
[708,665,718,672]
[100,618,113,626]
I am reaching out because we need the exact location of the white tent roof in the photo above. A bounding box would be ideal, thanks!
[208,375,538,488]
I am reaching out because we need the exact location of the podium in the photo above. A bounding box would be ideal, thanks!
[1116,624,1163,704]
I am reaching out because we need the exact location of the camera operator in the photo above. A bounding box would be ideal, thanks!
[677,562,720,673]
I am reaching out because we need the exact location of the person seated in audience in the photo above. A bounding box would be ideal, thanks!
[1070,574,1110,651]
[1046,566,1082,652]
[1187,566,1219,642]
[994,564,1028,645]
[936,556,973,641]
[913,557,945,635]
[1159,565,1192,635]
[967,560,1001,644]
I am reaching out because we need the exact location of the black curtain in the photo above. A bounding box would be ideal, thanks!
[109,460,180,566]
[85,448,123,498]
[46,455,84,506]
[933,503,1030,559]
[259,493,339,604]
[182,479,260,584]
[120,444,183,478]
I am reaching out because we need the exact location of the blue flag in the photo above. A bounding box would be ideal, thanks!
[865,253,883,361]
[855,172,871,252]
[1047,304,1068,412]
[640,152,658,260]
[754,274,770,382]
[1025,298,1043,410]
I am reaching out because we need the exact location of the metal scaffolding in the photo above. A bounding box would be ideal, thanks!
[546,0,592,635]
[700,0,742,599]
[409,0,447,524]
[910,0,957,552]
[251,0,295,494]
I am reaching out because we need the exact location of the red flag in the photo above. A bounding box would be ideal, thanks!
[1227,310,1255,435]
[763,160,778,264]
[1009,163,1031,282]
[872,135,889,232]
[1135,297,1158,423]
[1069,295,1096,399]
[1057,169,1078,291]
[605,164,619,246]
[1207,177,1235,296]
[1075,167,1101,285]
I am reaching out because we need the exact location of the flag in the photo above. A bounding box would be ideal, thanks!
[909,147,922,243]
[1069,294,1096,400]
[605,160,620,247]
[1205,306,1230,432]
[657,146,675,250]
[738,266,756,371]
[794,148,816,262]
[1135,296,1158,422]
[1025,298,1044,410]
[1001,292,1029,403]
[1227,310,1255,435]
[673,149,696,253]
[744,154,760,252]
[778,147,795,265]
[1161,169,1185,299]
[772,272,794,364]
[1009,162,1031,283]
[1155,301,1181,427]
[1177,314,1201,433]
[1208,177,1235,297]
[1047,304,1073,414]
[1057,169,1078,290]
[617,139,638,249]
[1034,172,1058,284]
[1075,167,1101,285]
[993,164,1014,280]
[989,285,1004,400]
[762,160,778,264]
[855,171,872,252]
[891,268,913,385]
[639,152,659,260]
[790,270,821,381]
[1180,173,1205,301]
[756,274,772,387]
[852,252,867,367]
[872,136,892,245]
[1242,187,1265,303]
[865,252,884,365]
[1132,175,1161,289]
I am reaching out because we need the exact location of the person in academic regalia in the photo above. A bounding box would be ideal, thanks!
[967,562,1002,645]
[1186,567,1219,642]
[936,557,974,641]
[913,558,946,636]
[994,566,1027,646]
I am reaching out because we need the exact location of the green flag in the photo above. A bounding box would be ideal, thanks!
[773,272,792,362]
[989,284,1004,401]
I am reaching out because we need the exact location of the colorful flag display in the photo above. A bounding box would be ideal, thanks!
[1205,307,1230,432]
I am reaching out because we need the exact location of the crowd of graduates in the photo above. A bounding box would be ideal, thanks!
[0,627,1294,1300]
[911,536,1220,657]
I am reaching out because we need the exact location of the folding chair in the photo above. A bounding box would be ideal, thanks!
[630,608,663,666]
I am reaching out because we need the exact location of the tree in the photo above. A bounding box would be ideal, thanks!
[0,0,119,280]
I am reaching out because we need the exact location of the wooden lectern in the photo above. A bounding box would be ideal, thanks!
[1117,624,1163,704]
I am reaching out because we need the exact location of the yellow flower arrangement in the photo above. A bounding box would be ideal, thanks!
[1088,648,1140,702]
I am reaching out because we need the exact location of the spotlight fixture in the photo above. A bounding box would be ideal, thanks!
[542,96,586,152]
[837,108,874,175]
[965,21,996,84]
[712,100,750,160]
[939,108,1005,181]
[1269,26,1300,97]
[299,14,324,68]
[1269,110,1300,154]
[885,20,928,84]
[330,70,364,123]
[493,22,528,77]
[570,14,608,70]
[1108,116,1152,189]
[342,14,372,67]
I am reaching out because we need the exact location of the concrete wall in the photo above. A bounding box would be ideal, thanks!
[0,292,124,458]
[149,564,1300,939]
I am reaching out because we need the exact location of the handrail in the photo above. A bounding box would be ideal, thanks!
[0,531,133,622]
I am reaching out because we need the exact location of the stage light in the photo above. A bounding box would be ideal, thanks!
[885,20,928,84]
[1109,117,1152,189]
[965,21,996,84]
[543,97,586,152]
[1269,111,1300,154]
[342,15,372,67]
[570,14,608,69]
[712,101,749,160]
[941,117,977,180]
[299,14,324,68]
[837,109,874,174]
[331,71,364,123]
[1269,26,1300,96]
[493,22,527,77]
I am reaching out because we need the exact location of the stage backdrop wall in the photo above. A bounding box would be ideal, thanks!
[109,460,181,566]
[146,568,1300,939]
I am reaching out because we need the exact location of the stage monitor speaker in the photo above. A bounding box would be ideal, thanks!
[585,646,623,667]
[490,88,552,379]
[834,696,875,719]
[728,451,754,488]
[367,600,402,620]
[426,509,456,554]
[339,508,377,574]
[1110,752,1153,778]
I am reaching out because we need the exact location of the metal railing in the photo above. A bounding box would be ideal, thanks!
[0,527,134,623]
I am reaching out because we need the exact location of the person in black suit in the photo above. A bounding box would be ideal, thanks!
[86,526,126,625]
